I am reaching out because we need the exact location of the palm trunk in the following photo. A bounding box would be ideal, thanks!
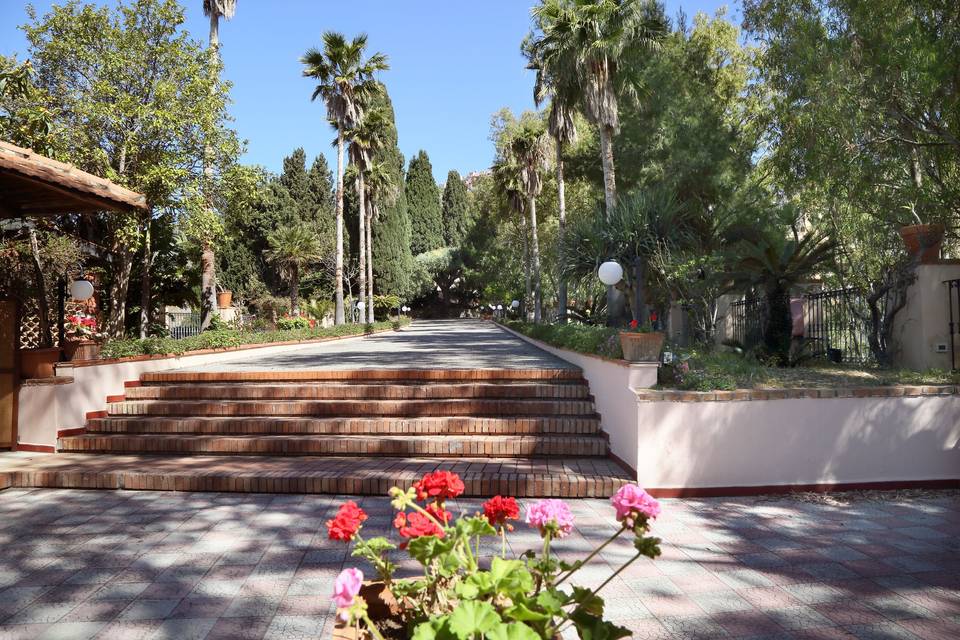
[366,202,374,322]
[291,264,300,316]
[139,213,152,338]
[201,13,221,331]
[555,141,567,324]
[528,196,542,323]
[520,214,531,321]
[28,227,52,348]
[599,125,617,216]
[334,131,346,325]
[357,173,367,324]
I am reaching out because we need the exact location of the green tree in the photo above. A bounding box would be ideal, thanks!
[406,150,444,254]
[442,170,470,246]
[302,32,388,325]
[19,0,239,338]
[266,224,324,316]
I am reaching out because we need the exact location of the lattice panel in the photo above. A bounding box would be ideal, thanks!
[19,299,86,349]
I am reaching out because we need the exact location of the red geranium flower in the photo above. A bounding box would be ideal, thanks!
[326,501,367,542]
[413,471,465,502]
[629,319,639,330]
[393,510,445,549]
[482,496,519,529]
[425,503,453,526]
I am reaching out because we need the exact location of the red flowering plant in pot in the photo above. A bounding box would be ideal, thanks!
[619,316,665,363]
[63,313,104,361]
[327,470,662,640]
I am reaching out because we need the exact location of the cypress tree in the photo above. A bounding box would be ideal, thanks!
[279,148,309,222]
[307,155,335,227]
[371,91,413,296]
[405,150,443,254]
[442,170,470,246]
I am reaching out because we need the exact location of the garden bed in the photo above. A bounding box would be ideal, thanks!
[99,318,410,359]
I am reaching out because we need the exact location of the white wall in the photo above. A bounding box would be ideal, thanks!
[636,394,960,490]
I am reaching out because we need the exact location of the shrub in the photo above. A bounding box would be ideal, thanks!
[276,315,310,330]
[503,321,623,359]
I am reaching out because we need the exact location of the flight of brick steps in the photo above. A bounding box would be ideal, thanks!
[52,368,631,497]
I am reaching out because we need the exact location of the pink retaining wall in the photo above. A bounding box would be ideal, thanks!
[636,394,960,491]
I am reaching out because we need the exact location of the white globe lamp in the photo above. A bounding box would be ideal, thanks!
[510,300,519,309]
[69,279,95,302]
[598,261,623,286]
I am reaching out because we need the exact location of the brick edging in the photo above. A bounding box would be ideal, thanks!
[636,385,959,402]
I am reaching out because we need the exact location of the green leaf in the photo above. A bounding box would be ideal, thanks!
[407,534,455,565]
[412,616,456,640]
[456,516,497,538]
[572,586,605,617]
[569,610,632,640]
[484,621,541,640]
[489,557,534,595]
[448,601,502,639]
[535,589,568,615]
[503,601,551,623]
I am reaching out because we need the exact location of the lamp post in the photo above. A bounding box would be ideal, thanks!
[598,260,623,327]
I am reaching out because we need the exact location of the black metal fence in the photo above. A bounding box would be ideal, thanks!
[946,279,960,371]
[165,310,202,339]
[727,288,877,364]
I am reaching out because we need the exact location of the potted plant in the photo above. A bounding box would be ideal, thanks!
[327,471,662,639]
[216,287,233,309]
[619,319,665,362]
[62,313,103,361]
[899,207,945,264]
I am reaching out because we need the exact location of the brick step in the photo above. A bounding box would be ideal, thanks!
[125,382,590,401]
[140,368,582,384]
[86,415,602,436]
[1,454,631,497]
[107,398,596,417]
[58,433,608,457]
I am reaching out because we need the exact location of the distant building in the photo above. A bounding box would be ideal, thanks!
[463,170,491,191]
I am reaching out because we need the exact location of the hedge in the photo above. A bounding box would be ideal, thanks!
[99,318,411,359]
[501,320,623,360]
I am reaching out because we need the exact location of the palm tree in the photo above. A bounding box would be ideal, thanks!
[302,33,388,324]
[530,0,665,215]
[493,154,531,318]
[197,0,237,332]
[345,107,388,323]
[508,117,550,323]
[524,27,580,323]
[266,225,325,316]
[364,158,398,320]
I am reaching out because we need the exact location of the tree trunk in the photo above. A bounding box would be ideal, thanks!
[104,249,134,339]
[28,227,52,348]
[366,203,374,322]
[291,264,300,316]
[357,173,367,325]
[521,215,531,321]
[529,196,542,323]
[334,132,346,325]
[598,125,617,216]
[208,12,219,50]
[200,243,216,330]
[139,213,152,339]
[555,142,567,324]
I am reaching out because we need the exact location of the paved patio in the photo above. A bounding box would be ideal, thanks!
[174,320,575,371]
[1,489,957,639]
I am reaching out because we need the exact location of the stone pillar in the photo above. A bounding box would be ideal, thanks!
[891,262,960,371]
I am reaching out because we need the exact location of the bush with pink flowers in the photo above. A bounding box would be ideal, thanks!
[327,473,663,640]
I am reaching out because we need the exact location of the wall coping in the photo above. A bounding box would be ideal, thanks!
[20,376,74,387]
[636,385,959,402]
[55,324,403,370]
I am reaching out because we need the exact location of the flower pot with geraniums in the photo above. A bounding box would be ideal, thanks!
[899,223,945,264]
[62,313,103,361]
[325,470,663,639]
[619,319,665,362]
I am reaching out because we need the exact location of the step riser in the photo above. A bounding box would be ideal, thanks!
[86,417,602,436]
[142,369,583,383]
[125,384,590,401]
[59,437,607,457]
[109,400,596,417]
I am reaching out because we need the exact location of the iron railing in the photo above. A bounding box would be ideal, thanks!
[165,311,201,339]
[728,296,767,349]
[804,287,875,365]
[946,279,960,371]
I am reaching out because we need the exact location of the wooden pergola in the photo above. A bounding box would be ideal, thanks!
[0,140,147,217]
[0,139,148,450]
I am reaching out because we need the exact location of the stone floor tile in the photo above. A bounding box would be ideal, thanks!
[781,583,845,605]
[205,617,272,640]
[0,625,50,640]
[36,621,107,640]
[617,618,674,640]
[262,615,329,640]
[61,600,131,623]
[765,605,836,631]
[842,621,922,639]
[659,614,731,639]
[147,617,217,640]
[116,600,181,622]
[896,617,960,640]
[690,590,755,614]
[710,609,786,637]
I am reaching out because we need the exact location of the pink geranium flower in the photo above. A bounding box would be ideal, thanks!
[332,567,363,610]
[611,484,660,527]
[526,499,575,538]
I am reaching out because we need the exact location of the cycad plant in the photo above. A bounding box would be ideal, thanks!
[727,228,837,365]
[302,33,388,325]
[266,225,325,316]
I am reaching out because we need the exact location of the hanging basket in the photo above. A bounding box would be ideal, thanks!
[619,332,665,363]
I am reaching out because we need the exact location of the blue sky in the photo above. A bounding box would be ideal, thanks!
[1,0,740,182]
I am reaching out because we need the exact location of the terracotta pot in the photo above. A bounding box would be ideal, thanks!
[619,331,665,362]
[333,581,406,639]
[63,339,101,362]
[217,290,233,308]
[19,347,60,379]
[899,224,945,264]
